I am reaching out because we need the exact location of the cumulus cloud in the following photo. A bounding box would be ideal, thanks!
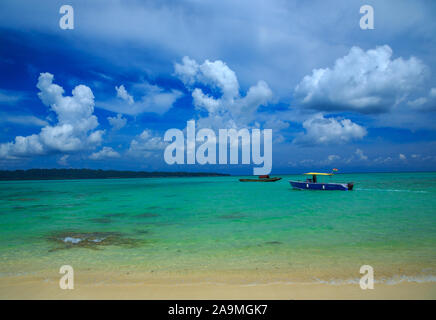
[89,146,121,160]
[407,87,436,110]
[0,73,104,159]
[399,153,407,160]
[128,129,167,157]
[263,118,290,131]
[115,85,134,104]
[355,149,368,161]
[103,83,182,115]
[174,56,273,129]
[295,45,428,113]
[293,114,367,145]
[107,113,127,130]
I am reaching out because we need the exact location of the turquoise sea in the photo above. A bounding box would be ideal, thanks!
[0,172,435,284]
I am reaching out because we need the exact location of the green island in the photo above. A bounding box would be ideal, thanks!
[0,169,230,181]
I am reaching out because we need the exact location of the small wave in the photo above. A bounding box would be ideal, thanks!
[63,236,105,244]
[382,275,436,284]
[356,188,429,194]
[63,237,82,244]
[168,275,436,287]
[314,275,436,285]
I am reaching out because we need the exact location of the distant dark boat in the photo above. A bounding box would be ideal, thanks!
[239,175,282,182]
[289,172,354,191]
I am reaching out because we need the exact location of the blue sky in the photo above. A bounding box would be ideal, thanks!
[0,0,436,174]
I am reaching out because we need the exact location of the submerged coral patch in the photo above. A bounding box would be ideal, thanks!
[265,241,282,245]
[46,231,145,251]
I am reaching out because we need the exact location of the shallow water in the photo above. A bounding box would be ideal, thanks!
[0,172,435,283]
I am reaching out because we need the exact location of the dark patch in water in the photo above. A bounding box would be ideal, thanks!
[29,204,50,209]
[88,218,112,224]
[136,213,159,218]
[146,206,160,210]
[8,198,37,202]
[12,204,49,210]
[57,203,77,208]
[265,241,282,245]
[46,231,145,252]
[218,213,246,219]
[135,229,150,234]
[104,213,125,218]
[147,221,175,226]
[164,194,177,198]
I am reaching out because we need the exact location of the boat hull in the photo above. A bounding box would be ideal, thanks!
[289,181,353,191]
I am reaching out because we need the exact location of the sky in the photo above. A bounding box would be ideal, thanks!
[0,0,436,174]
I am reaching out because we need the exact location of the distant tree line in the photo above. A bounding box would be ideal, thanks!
[0,169,230,181]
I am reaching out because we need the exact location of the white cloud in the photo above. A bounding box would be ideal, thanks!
[407,87,436,110]
[107,113,127,130]
[263,118,290,131]
[295,45,428,113]
[137,83,183,115]
[57,154,69,166]
[399,153,407,160]
[0,115,48,127]
[89,146,121,160]
[103,83,182,115]
[115,85,134,104]
[355,149,368,161]
[175,57,240,99]
[407,97,428,108]
[0,89,26,104]
[374,156,393,164]
[128,129,167,157]
[327,154,340,161]
[174,56,273,129]
[0,73,104,159]
[2,0,435,102]
[293,114,367,145]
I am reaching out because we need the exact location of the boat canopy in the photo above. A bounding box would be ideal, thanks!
[303,172,333,176]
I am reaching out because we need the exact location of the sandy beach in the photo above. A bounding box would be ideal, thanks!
[1,272,435,300]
